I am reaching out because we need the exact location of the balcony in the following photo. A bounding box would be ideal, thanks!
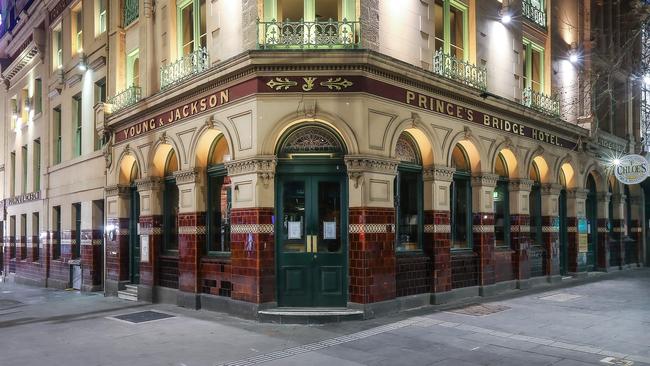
[522,0,546,28]
[432,50,487,91]
[123,0,139,27]
[522,87,560,117]
[160,48,209,90]
[106,86,141,114]
[258,18,360,49]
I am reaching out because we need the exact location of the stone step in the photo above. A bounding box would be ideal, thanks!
[125,284,138,292]
[258,308,364,324]
[117,290,138,302]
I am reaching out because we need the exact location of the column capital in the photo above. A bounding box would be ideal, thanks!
[423,165,455,182]
[509,179,534,192]
[541,183,563,196]
[173,168,202,185]
[567,188,589,200]
[105,184,130,197]
[344,155,398,175]
[471,173,499,188]
[225,156,276,187]
[610,193,625,205]
[135,177,164,192]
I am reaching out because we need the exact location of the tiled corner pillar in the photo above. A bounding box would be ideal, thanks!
[104,185,131,295]
[174,169,207,309]
[567,188,588,273]
[509,179,533,285]
[541,184,562,278]
[80,202,104,291]
[136,177,164,300]
[471,174,498,290]
[345,156,398,304]
[629,194,644,266]
[424,166,454,294]
[609,193,626,269]
[225,157,276,304]
[596,192,612,270]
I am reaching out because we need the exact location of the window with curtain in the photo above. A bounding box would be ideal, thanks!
[207,137,232,254]
[450,144,472,249]
[73,94,82,157]
[53,106,62,164]
[434,0,468,60]
[126,49,140,87]
[522,39,544,93]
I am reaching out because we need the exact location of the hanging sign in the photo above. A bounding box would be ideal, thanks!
[614,154,648,185]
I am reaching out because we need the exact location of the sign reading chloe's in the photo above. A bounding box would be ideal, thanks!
[614,154,649,185]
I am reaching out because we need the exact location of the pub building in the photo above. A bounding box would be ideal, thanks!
[1,0,648,318]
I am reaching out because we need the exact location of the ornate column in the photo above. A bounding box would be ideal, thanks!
[136,177,164,302]
[425,166,454,303]
[609,193,626,269]
[225,156,276,305]
[140,0,158,95]
[104,185,131,295]
[471,173,498,294]
[567,188,588,273]
[174,169,206,309]
[597,192,612,270]
[509,179,533,288]
[345,155,398,305]
[541,184,562,280]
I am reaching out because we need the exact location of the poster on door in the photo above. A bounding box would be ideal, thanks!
[578,218,588,252]
[141,235,149,262]
[323,221,336,240]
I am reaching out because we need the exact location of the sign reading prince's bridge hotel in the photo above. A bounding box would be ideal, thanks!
[615,154,649,185]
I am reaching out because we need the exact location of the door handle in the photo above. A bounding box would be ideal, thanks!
[312,235,317,254]
[306,235,312,253]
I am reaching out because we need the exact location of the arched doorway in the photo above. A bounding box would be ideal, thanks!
[395,132,423,252]
[118,155,141,284]
[529,159,544,277]
[450,144,472,250]
[558,167,568,275]
[586,174,598,269]
[275,124,348,307]
[494,152,510,249]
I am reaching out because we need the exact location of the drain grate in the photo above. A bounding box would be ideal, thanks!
[449,304,510,316]
[540,293,582,302]
[112,310,175,324]
[600,357,634,365]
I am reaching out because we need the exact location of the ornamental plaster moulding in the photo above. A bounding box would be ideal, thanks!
[135,177,164,192]
[173,169,200,185]
[225,156,277,176]
[541,183,563,196]
[105,185,130,197]
[567,188,589,200]
[471,173,499,188]
[423,165,455,182]
[344,155,398,175]
[509,178,534,192]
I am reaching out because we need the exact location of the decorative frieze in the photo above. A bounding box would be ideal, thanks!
[349,223,395,234]
[174,169,201,185]
[471,174,499,188]
[105,185,130,197]
[509,179,534,192]
[178,226,207,235]
[136,177,164,192]
[511,225,531,233]
[541,183,563,196]
[225,156,276,187]
[423,165,455,182]
[473,225,495,233]
[344,155,399,175]
[567,188,589,200]
[542,226,560,233]
[139,227,162,235]
[230,223,274,234]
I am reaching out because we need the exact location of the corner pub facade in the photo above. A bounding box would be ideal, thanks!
[2,0,648,317]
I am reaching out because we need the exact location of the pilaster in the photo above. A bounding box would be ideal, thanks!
[471,173,498,288]
[424,165,454,294]
[136,178,164,296]
[104,185,132,294]
[509,179,533,284]
[567,188,589,273]
[541,184,562,277]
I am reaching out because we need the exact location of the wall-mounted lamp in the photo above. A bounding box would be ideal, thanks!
[24,97,32,113]
[568,42,580,64]
[78,53,87,72]
[499,5,512,24]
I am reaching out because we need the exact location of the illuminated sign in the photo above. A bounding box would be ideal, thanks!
[614,154,648,185]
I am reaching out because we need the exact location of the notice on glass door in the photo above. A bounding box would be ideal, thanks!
[288,221,302,239]
[324,221,336,240]
[140,235,149,263]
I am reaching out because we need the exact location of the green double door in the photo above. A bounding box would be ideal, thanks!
[129,186,141,284]
[277,172,347,307]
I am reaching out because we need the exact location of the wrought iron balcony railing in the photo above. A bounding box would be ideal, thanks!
[123,0,139,27]
[522,0,546,28]
[160,47,209,90]
[432,50,488,91]
[106,86,141,114]
[258,18,360,49]
[522,87,560,117]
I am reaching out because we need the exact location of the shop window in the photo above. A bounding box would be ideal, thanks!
[53,206,61,260]
[53,24,63,69]
[73,6,83,53]
[20,214,26,260]
[207,137,231,254]
[395,133,423,252]
[522,38,544,93]
[21,145,27,194]
[73,203,81,259]
[9,216,16,259]
[33,139,40,192]
[53,106,62,164]
[177,0,206,56]
[450,144,472,249]
[434,0,468,60]
[33,212,40,261]
[494,154,510,248]
[163,151,179,253]
[126,49,140,87]
[529,163,543,246]
[73,94,82,157]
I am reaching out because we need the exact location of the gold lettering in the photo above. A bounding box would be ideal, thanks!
[504,120,511,132]
[492,117,500,129]
[135,123,142,135]
[467,109,474,121]
[220,90,229,104]
[129,126,135,137]
[199,98,207,111]
[158,117,164,127]
[209,95,217,108]
[436,100,445,114]
[174,108,181,121]
[457,106,464,119]
[406,91,415,104]
[520,125,525,136]
[182,105,189,117]
[149,119,156,130]
[532,129,538,140]
[123,130,128,140]
[190,101,198,115]
[419,95,427,109]
[430,97,436,111]
[167,111,174,123]
[483,114,490,126]
[446,103,454,116]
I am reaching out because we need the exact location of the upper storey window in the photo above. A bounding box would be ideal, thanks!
[434,0,468,60]
[522,38,544,93]
[97,0,107,34]
[178,0,206,56]
[53,24,63,70]
[265,0,356,22]
[73,5,83,53]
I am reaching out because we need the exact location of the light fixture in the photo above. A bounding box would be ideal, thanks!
[568,42,580,64]
[613,158,621,166]
[499,5,512,24]
[569,53,579,63]
[78,53,87,71]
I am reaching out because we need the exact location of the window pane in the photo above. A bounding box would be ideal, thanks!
[397,172,420,251]
[164,181,179,251]
[434,0,444,52]
[199,0,207,48]
[282,180,306,252]
[315,0,339,20]
[208,175,231,253]
[317,180,341,253]
[181,4,194,55]
[452,176,470,249]
[531,48,542,92]
[449,5,464,59]
[522,43,528,88]
[529,184,542,245]
[494,181,508,246]
[278,0,304,21]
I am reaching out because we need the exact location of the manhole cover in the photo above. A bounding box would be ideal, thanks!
[111,310,175,324]
[449,304,510,316]
[0,299,23,310]
[540,293,582,302]
[600,357,633,365]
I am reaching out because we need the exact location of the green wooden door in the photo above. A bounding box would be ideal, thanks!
[559,189,568,275]
[277,173,347,307]
[129,186,141,284]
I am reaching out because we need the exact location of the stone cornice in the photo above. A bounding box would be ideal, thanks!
[105,185,130,197]
[344,155,398,175]
[471,173,499,188]
[135,177,164,192]
[423,165,455,182]
[174,169,201,185]
[509,179,534,192]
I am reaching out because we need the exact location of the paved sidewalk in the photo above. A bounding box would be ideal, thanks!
[1,269,649,366]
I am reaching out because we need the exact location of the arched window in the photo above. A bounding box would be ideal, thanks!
[529,162,542,246]
[395,132,423,252]
[207,136,231,254]
[163,150,179,253]
[278,124,345,158]
[494,153,510,247]
[450,144,472,249]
